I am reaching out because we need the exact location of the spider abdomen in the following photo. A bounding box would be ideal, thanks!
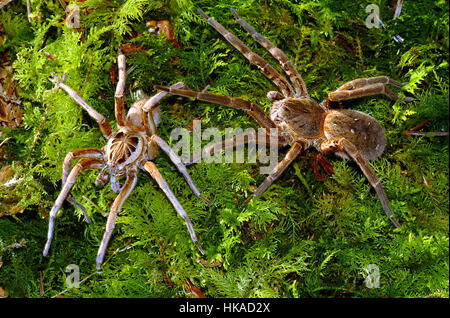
[126,98,162,132]
[322,109,386,161]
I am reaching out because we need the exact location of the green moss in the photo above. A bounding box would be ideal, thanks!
[0,0,448,298]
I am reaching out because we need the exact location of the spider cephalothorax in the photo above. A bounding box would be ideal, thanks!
[43,53,211,269]
[270,97,326,144]
[156,9,414,228]
[106,132,145,170]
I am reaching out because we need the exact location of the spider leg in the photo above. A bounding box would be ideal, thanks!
[336,76,406,91]
[95,167,110,188]
[65,197,89,221]
[154,85,277,131]
[142,82,186,136]
[62,148,105,222]
[143,161,205,255]
[150,135,212,205]
[110,176,123,193]
[320,137,401,228]
[96,167,138,270]
[43,159,104,258]
[328,83,403,103]
[327,76,413,104]
[244,141,303,204]
[185,129,274,165]
[57,81,112,138]
[197,9,294,97]
[114,52,127,127]
[230,8,308,98]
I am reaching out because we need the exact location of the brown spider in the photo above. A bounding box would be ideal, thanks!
[155,8,414,228]
[43,52,211,270]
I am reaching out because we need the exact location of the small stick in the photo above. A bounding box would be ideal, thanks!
[39,270,45,296]
[27,0,31,22]
[82,195,104,215]
[422,175,430,187]
[26,116,46,164]
[405,120,449,137]
[406,131,449,137]
[0,136,12,149]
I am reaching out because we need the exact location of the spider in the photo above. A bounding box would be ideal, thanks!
[43,52,211,270]
[155,8,414,228]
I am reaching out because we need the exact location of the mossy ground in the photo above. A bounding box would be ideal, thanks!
[0,0,448,298]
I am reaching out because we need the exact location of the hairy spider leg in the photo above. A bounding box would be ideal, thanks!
[114,52,127,127]
[43,159,104,257]
[142,82,187,136]
[327,76,413,104]
[143,161,205,255]
[96,167,138,270]
[244,141,303,204]
[320,137,401,228]
[197,9,294,97]
[57,82,112,138]
[150,134,212,205]
[184,129,275,165]
[336,76,406,91]
[153,85,277,131]
[230,8,308,98]
[61,148,105,222]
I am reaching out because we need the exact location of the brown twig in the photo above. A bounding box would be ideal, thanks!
[404,120,449,137]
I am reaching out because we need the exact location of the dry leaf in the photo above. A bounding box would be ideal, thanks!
[39,271,44,296]
[185,279,206,298]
